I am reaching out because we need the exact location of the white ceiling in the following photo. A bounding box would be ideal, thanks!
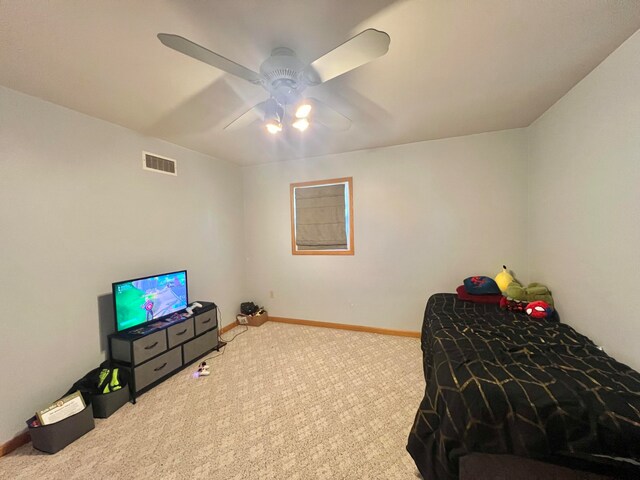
[1,1,639,165]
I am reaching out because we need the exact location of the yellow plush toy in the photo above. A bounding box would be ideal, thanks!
[495,265,514,293]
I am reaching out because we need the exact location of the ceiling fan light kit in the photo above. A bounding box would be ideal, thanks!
[263,98,284,134]
[263,97,311,134]
[295,103,312,119]
[265,121,283,134]
[157,28,390,135]
[292,118,310,132]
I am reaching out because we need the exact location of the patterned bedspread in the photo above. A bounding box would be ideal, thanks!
[407,293,640,479]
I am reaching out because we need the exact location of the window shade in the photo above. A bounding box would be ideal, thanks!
[295,184,347,250]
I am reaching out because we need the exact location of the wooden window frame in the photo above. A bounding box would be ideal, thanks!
[290,177,354,256]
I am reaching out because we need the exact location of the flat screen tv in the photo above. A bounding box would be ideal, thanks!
[113,270,188,332]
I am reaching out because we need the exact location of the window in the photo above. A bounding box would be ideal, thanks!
[290,177,354,255]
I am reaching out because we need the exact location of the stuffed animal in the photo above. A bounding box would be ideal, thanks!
[499,296,527,312]
[526,300,554,319]
[495,265,514,293]
[505,281,554,306]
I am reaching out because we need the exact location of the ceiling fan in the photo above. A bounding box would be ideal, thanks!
[157,29,390,134]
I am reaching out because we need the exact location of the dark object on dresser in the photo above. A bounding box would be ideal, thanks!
[407,293,640,480]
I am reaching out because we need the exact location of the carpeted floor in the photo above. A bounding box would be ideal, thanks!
[0,322,424,479]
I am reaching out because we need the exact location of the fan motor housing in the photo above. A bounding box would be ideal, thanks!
[260,47,307,104]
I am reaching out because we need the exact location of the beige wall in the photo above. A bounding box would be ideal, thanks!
[527,31,640,370]
[242,129,529,331]
[0,86,245,443]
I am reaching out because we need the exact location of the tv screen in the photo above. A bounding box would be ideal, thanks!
[113,270,188,332]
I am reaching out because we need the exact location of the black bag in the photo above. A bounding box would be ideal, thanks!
[241,302,258,315]
[69,368,102,399]
[68,361,128,400]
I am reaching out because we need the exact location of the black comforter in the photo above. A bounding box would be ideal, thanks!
[407,294,640,479]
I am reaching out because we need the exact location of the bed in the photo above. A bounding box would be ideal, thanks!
[407,293,640,479]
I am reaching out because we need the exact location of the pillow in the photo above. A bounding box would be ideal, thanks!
[463,276,501,295]
[456,285,501,304]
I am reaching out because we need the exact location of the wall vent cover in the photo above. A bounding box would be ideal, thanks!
[142,152,177,176]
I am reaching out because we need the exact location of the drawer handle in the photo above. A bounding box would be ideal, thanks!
[144,341,159,350]
[202,318,211,324]
[154,362,167,372]
[176,329,188,336]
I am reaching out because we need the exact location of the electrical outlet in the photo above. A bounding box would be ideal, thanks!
[269,290,274,299]
[238,316,249,325]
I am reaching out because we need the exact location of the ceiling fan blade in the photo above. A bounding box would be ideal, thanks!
[158,33,262,85]
[224,101,267,131]
[308,98,351,131]
[304,29,390,86]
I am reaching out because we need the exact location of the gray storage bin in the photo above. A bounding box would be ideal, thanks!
[133,347,182,391]
[28,401,95,454]
[92,384,130,418]
[183,328,218,364]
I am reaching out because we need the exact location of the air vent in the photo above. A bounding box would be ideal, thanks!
[142,152,177,176]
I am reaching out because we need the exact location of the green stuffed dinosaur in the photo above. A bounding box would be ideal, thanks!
[505,281,554,306]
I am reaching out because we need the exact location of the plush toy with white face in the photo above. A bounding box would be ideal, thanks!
[526,300,554,319]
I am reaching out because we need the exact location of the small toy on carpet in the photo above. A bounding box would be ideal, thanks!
[197,361,210,377]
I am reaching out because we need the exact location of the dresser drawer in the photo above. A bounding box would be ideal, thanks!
[183,329,218,365]
[133,347,181,392]
[194,309,216,336]
[167,318,194,349]
[132,330,167,365]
